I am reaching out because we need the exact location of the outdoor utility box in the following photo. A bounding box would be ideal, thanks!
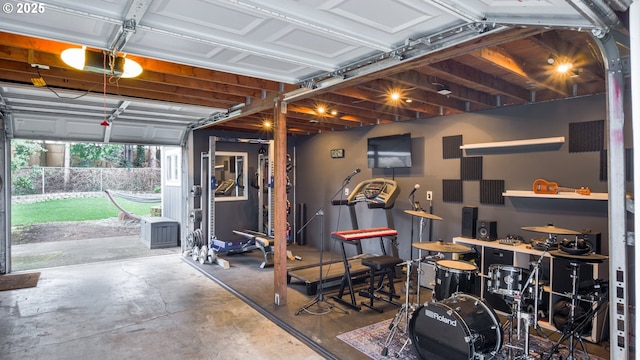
[141,217,179,249]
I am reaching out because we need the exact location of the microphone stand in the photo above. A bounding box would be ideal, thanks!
[409,192,417,260]
[295,175,353,315]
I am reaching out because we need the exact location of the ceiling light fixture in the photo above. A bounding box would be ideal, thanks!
[61,47,143,78]
[547,54,555,65]
[436,84,452,95]
[556,62,573,74]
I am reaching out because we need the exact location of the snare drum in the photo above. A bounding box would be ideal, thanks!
[486,264,531,298]
[433,260,477,301]
[410,293,502,360]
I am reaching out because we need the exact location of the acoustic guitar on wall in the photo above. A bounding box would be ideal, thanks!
[532,178,591,195]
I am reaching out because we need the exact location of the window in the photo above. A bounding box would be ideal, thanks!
[165,148,180,186]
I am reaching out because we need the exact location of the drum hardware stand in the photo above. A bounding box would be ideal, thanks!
[504,247,549,360]
[542,261,592,360]
[295,173,357,316]
[382,257,419,357]
[382,253,443,357]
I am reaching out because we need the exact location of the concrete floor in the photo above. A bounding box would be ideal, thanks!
[10,235,180,271]
[0,254,325,360]
[2,235,616,360]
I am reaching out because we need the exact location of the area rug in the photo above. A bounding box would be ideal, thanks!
[0,272,40,291]
[337,317,605,360]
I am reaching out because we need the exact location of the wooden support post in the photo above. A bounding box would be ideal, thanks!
[273,97,288,306]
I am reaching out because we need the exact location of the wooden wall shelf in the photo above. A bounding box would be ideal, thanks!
[502,190,608,200]
[460,136,565,154]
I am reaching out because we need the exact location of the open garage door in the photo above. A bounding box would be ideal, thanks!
[2,84,223,146]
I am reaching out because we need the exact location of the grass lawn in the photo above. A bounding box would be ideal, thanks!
[12,197,160,226]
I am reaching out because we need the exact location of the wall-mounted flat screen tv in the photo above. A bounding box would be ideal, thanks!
[367,133,412,168]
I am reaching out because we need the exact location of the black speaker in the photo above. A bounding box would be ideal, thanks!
[477,220,497,241]
[461,206,478,238]
[581,231,602,254]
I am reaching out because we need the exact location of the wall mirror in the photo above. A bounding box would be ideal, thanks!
[214,151,248,201]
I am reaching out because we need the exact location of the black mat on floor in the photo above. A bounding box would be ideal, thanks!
[185,244,610,360]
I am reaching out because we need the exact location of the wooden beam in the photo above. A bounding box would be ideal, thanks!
[419,60,533,102]
[273,98,288,306]
[471,47,569,96]
[0,64,232,108]
[0,32,293,93]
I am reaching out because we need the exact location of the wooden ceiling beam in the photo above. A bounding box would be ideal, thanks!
[311,91,423,120]
[0,45,263,100]
[284,104,367,128]
[331,84,449,116]
[238,113,337,133]
[418,59,533,103]
[0,68,230,109]
[528,32,605,81]
[0,32,291,93]
[299,28,547,97]
[294,98,399,124]
[0,59,243,107]
[379,72,492,111]
[470,47,570,96]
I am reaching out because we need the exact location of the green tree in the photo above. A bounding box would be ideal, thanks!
[134,145,145,167]
[70,143,126,167]
[11,139,46,172]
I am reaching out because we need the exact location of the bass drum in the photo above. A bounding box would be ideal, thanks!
[409,293,502,360]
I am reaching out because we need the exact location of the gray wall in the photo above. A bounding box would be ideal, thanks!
[292,92,632,260]
[189,92,632,261]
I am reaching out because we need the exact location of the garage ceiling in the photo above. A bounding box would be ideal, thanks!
[0,0,632,145]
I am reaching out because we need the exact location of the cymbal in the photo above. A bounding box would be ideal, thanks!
[412,241,471,253]
[549,250,608,263]
[404,210,443,221]
[521,225,581,235]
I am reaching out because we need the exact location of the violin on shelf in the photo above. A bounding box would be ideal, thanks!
[532,178,591,195]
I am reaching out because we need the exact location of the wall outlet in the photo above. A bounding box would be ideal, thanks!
[426,191,433,200]
[344,188,349,196]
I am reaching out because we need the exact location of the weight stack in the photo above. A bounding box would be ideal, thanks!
[296,203,306,245]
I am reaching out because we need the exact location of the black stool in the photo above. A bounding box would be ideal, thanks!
[359,255,402,312]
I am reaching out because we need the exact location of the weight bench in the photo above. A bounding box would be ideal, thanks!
[231,229,275,268]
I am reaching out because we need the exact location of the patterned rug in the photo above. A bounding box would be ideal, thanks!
[337,316,605,360]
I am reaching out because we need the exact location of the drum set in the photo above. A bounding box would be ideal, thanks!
[383,212,608,360]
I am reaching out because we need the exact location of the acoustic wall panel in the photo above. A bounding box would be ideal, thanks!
[443,135,463,159]
[461,156,483,181]
[480,179,505,205]
[569,120,604,153]
[442,179,463,203]
[600,148,634,182]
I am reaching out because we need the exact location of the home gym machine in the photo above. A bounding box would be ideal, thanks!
[186,136,278,268]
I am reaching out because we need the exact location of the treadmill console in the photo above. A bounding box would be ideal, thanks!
[347,178,400,209]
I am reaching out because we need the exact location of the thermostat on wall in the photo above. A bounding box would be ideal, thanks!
[330,149,345,158]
